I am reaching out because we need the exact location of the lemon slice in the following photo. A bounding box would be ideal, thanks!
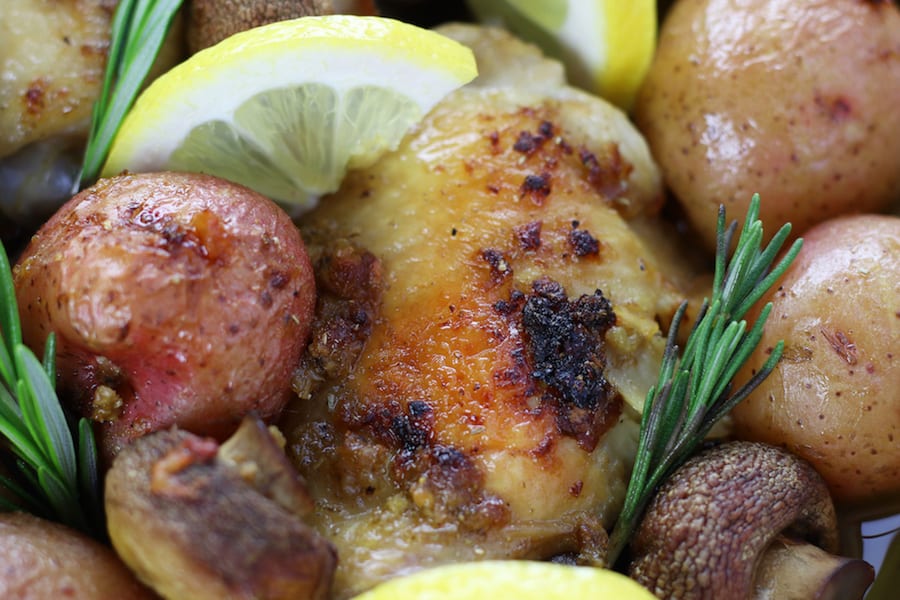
[466,0,655,109]
[350,561,656,599]
[102,15,477,210]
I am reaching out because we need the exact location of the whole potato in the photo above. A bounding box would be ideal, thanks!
[732,214,900,510]
[0,511,155,599]
[14,172,316,459]
[635,0,900,251]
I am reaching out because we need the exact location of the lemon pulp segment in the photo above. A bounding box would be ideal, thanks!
[169,85,421,205]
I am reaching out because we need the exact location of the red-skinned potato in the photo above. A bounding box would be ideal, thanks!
[13,172,316,459]
[635,0,900,250]
[732,214,900,511]
[0,511,155,599]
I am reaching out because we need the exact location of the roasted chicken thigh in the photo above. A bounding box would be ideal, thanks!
[280,24,690,598]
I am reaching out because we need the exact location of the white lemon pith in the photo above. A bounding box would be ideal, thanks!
[350,560,657,599]
[102,16,477,209]
[467,0,655,109]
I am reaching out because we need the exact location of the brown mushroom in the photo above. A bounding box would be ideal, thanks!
[105,414,336,600]
[0,511,156,599]
[628,441,874,599]
[187,0,333,53]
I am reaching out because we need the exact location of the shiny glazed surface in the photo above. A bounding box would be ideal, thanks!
[635,0,900,250]
[734,214,900,508]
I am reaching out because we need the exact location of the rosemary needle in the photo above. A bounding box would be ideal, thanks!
[0,240,101,536]
[78,0,183,189]
[607,194,803,565]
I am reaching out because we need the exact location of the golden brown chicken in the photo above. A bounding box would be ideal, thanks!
[280,24,694,598]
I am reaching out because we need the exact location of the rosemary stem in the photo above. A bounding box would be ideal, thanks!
[605,195,802,567]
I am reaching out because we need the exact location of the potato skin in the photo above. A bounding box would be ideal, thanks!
[732,214,900,509]
[14,172,316,458]
[635,0,900,250]
[0,511,155,599]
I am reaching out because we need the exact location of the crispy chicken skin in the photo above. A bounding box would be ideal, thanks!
[281,25,688,598]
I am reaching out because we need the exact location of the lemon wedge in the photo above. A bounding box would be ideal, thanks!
[466,0,655,110]
[102,15,477,210]
[350,561,656,600]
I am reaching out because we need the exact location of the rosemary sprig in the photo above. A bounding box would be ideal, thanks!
[0,241,101,536]
[607,194,803,564]
[78,0,183,188]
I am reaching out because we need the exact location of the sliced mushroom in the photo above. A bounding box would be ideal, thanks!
[628,441,874,600]
[105,415,336,600]
[217,415,316,517]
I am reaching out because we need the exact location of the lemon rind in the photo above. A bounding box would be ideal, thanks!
[102,16,477,178]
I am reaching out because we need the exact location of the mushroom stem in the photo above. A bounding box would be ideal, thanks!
[753,535,874,600]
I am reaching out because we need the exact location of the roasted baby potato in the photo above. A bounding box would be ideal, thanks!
[14,172,316,459]
[0,511,155,599]
[635,0,900,250]
[733,214,900,511]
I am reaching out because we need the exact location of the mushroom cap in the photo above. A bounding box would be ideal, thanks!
[187,0,332,53]
[629,441,839,599]
[105,422,337,600]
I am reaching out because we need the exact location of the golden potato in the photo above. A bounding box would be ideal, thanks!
[635,0,900,250]
[0,0,184,159]
[732,214,900,511]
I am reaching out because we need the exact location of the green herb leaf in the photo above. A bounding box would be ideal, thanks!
[79,0,183,187]
[0,244,22,364]
[0,240,101,536]
[0,470,48,515]
[16,346,78,490]
[77,417,104,532]
[607,194,803,565]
